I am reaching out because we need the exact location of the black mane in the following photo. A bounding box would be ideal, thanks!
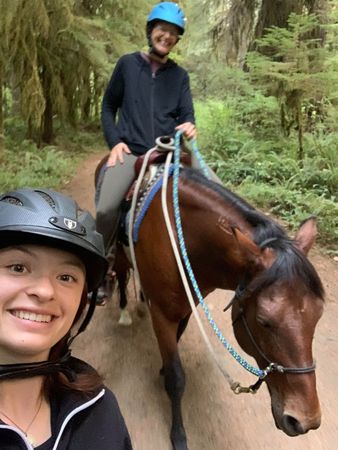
[181,168,324,299]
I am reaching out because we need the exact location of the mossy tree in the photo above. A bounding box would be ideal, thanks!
[0,0,153,146]
[201,0,329,67]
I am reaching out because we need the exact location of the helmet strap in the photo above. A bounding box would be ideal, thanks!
[0,351,76,382]
[67,290,98,347]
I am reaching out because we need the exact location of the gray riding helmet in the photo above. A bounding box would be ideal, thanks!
[0,188,108,292]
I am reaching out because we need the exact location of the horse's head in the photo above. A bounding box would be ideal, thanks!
[231,217,324,436]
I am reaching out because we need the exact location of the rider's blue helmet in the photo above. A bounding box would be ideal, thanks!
[147,2,186,35]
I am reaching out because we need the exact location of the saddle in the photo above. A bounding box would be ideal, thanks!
[95,136,192,246]
[94,136,191,191]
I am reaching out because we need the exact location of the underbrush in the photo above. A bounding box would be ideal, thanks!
[2,104,337,252]
[195,99,338,251]
[1,117,105,192]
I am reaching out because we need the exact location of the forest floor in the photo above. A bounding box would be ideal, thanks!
[65,150,338,450]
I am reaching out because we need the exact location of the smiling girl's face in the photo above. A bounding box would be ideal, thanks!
[150,21,180,56]
[0,245,86,364]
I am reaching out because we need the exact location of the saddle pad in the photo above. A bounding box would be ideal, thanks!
[132,165,175,242]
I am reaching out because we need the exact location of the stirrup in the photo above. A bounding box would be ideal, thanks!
[96,270,116,306]
[96,287,108,306]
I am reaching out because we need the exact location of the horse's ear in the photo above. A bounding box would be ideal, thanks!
[294,216,317,255]
[232,228,276,269]
[232,228,261,257]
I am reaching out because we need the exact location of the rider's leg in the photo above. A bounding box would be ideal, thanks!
[95,152,138,300]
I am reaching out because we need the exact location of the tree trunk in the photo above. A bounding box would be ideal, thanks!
[221,0,328,66]
[306,0,328,44]
[222,0,258,67]
[254,0,304,41]
[296,98,304,164]
[0,66,4,156]
[93,73,100,120]
[27,118,41,147]
[40,65,53,144]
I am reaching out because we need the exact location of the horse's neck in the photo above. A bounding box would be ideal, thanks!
[179,181,252,291]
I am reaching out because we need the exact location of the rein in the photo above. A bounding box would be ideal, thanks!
[168,131,316,394]
[129,133,316,395]
[169,131,269,393]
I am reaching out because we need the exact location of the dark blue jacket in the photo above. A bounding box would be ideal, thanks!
[0,359,132,450]
[101,52,195,155]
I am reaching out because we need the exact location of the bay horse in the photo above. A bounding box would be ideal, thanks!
[103,160,324,450]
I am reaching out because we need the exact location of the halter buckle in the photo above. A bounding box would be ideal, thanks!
[264,362,285,375]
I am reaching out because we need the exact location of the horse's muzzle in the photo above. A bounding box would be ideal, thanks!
[280,412,321,436]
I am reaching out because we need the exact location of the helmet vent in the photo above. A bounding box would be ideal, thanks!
[1,196,23,206]
[35,191,56,210]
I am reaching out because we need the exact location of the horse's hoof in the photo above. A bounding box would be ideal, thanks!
[136,302,147,318]
[171,437,188,450]
[118,309,132,326]
[171,425,188,450]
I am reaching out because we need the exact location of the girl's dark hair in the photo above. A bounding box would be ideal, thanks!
[46,288,104,396]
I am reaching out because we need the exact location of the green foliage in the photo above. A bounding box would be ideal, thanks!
[238,181,338,243]
[0,116,104,191]
[188,63,252,99]
[248,13,326,78]
[195,95,338,248]
[246,12,338,161]
[0,0,154,144]
[0,143,73,191]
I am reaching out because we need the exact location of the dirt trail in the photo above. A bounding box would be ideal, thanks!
[65,151,338,450]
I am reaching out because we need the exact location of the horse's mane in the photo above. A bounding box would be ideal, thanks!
[181,168,324,299]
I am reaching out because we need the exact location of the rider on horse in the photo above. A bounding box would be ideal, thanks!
[96,2,196,302]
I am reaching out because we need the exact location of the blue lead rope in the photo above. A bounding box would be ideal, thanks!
[172,130,265,379]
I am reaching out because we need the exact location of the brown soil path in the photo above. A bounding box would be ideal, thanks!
[65,151,338,450]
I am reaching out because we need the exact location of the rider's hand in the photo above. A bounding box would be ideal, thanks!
[107,142,131,167]
[175,122,197,140]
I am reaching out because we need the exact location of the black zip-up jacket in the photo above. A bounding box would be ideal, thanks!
[101,52,195,155]
[0,358,132,450]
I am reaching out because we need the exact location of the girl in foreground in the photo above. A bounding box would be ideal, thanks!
[0,188,132,449]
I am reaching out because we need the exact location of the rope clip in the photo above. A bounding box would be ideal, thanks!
[231,381,258,395]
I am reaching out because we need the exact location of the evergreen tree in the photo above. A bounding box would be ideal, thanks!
[247,12,338,161]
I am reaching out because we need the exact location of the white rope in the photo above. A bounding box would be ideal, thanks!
[127,146,158,302]
[127,144,238,389]
[160,152,237,388]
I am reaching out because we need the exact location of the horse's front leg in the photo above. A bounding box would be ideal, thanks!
[114,255,132,325]
[117,270,132,325]
[164,353,187,450]
[151,306,188,450]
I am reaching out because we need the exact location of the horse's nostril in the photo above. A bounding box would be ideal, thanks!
[282,415,305,436]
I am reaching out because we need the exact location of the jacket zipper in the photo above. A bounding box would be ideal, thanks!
[0,389,105,450]
[0,424,33,450]
[52,389,105,449]
[150,71,155,144]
